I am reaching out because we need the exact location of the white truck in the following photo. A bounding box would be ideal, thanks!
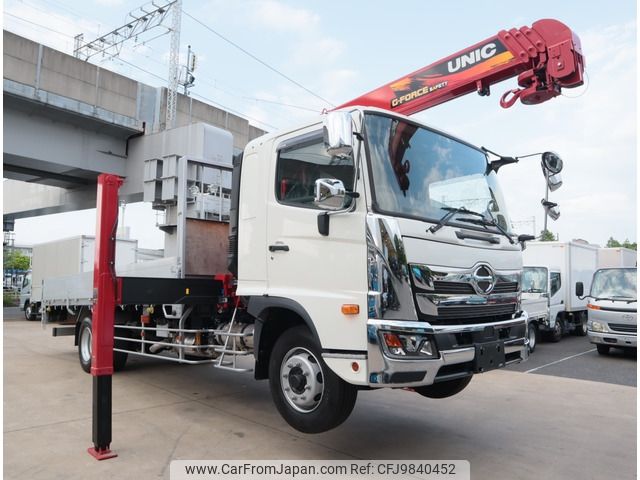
[522,241,598,345]
[577,268,637,355]
[597,247,637,268]
[42,18,588,435]
[26,235,139,321]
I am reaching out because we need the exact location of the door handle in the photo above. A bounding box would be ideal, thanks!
[269,244,290,252]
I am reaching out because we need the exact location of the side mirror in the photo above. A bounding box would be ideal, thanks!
[542,151,563,174]
[542,199,560,221]
[575,282,584,298]
[323,111,353,158]
[314,178,346,210]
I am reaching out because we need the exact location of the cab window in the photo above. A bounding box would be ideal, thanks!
[550,272,562,296]
[276,133,354,208]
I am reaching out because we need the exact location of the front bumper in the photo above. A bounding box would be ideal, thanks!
[588,330,637,348]
[367,313,529,388]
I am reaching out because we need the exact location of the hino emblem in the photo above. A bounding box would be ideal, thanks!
[471,264,496,294]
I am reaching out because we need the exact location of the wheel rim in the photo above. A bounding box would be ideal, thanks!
[554,321,561,337]
[528,325,536,349]
[280,347,324,413]
[25,305,31,318]
[80,323,92,363]
[581,319,588,334]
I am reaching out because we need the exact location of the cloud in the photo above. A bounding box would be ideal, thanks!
[94,0,125,6]
[250,0,320,33]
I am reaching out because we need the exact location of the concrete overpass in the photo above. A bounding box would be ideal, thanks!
[3,30,266,222]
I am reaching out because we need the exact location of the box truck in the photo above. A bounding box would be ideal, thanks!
[522,241,598,343]
[597,248,637,268]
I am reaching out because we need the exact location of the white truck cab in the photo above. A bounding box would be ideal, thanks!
[577,268,637,355]
[522,265,565,346]
[230,108,529,431]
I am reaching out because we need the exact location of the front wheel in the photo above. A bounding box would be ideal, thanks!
[527,322,538,353]
[24,302,37,321]
[550,318,563,343]
[596,344,610,355]
[268,326,357,433]
[413,375,473,399]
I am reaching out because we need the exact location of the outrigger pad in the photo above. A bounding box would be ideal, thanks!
[118,277,224,306]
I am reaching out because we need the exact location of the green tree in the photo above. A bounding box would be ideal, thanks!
[539,229,556,241]
[3,250,30,271]
[606,237,637,250]
[606,237,622,248]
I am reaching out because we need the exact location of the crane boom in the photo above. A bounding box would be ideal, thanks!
[336,18,584,114]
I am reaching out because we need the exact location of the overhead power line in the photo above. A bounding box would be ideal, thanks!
[182,10,334,108]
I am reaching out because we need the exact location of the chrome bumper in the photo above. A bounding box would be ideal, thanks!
[588,330,637,348]
[367,313,529,388]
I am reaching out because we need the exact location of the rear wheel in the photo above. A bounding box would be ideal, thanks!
[527,322,538,353]
[414,375,473,399]
[596,344,610,355]
[574,313,588,336]
[269,326,357,433]
[78,316,128,373]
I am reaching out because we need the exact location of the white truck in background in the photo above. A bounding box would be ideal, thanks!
[25,236,140,321]
[576,268,637,355]
[597,247,637,268]
[522,241,598,346]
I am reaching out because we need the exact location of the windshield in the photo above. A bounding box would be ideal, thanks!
[522,267,548,293]
[365,113,512,232]
[591,269,637,301]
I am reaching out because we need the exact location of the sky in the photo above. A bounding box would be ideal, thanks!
[2,0,637,249]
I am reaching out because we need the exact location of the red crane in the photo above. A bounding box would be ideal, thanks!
[337,18,585,114]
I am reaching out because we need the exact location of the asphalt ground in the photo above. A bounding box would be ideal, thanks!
[3,307,637,480]
[505,331,637,387]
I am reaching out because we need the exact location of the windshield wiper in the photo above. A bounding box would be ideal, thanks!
[428,207,486,234]
[456,217,515,244]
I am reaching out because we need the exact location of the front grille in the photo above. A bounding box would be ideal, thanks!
[492,281,519,293]
[422,303,517,325]
[432,281,474,295]
[431,280,518,295]
[608,323,637,334]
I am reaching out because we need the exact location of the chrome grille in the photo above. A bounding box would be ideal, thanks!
[608,323,637,334]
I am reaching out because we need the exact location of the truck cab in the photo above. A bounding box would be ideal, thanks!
[522,265,565,345]
[579,268,637,355]
[232,108,529,431]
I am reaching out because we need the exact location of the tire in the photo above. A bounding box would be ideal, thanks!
[78,316,128,374]
[78,316,93,373]
[527,322,538,353]
[596,344,610,355]
[413,375,473,399]
[24,302,37,321]
[268,326,357,433]
[550,318,563,343]
[574,314,588,336]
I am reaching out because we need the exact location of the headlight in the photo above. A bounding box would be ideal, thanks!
[381,332,437,358]
[588,320,608,333]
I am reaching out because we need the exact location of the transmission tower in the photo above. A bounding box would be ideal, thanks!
[73,1,175,61]
[73,0,182,130]
[166,0,182,129]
